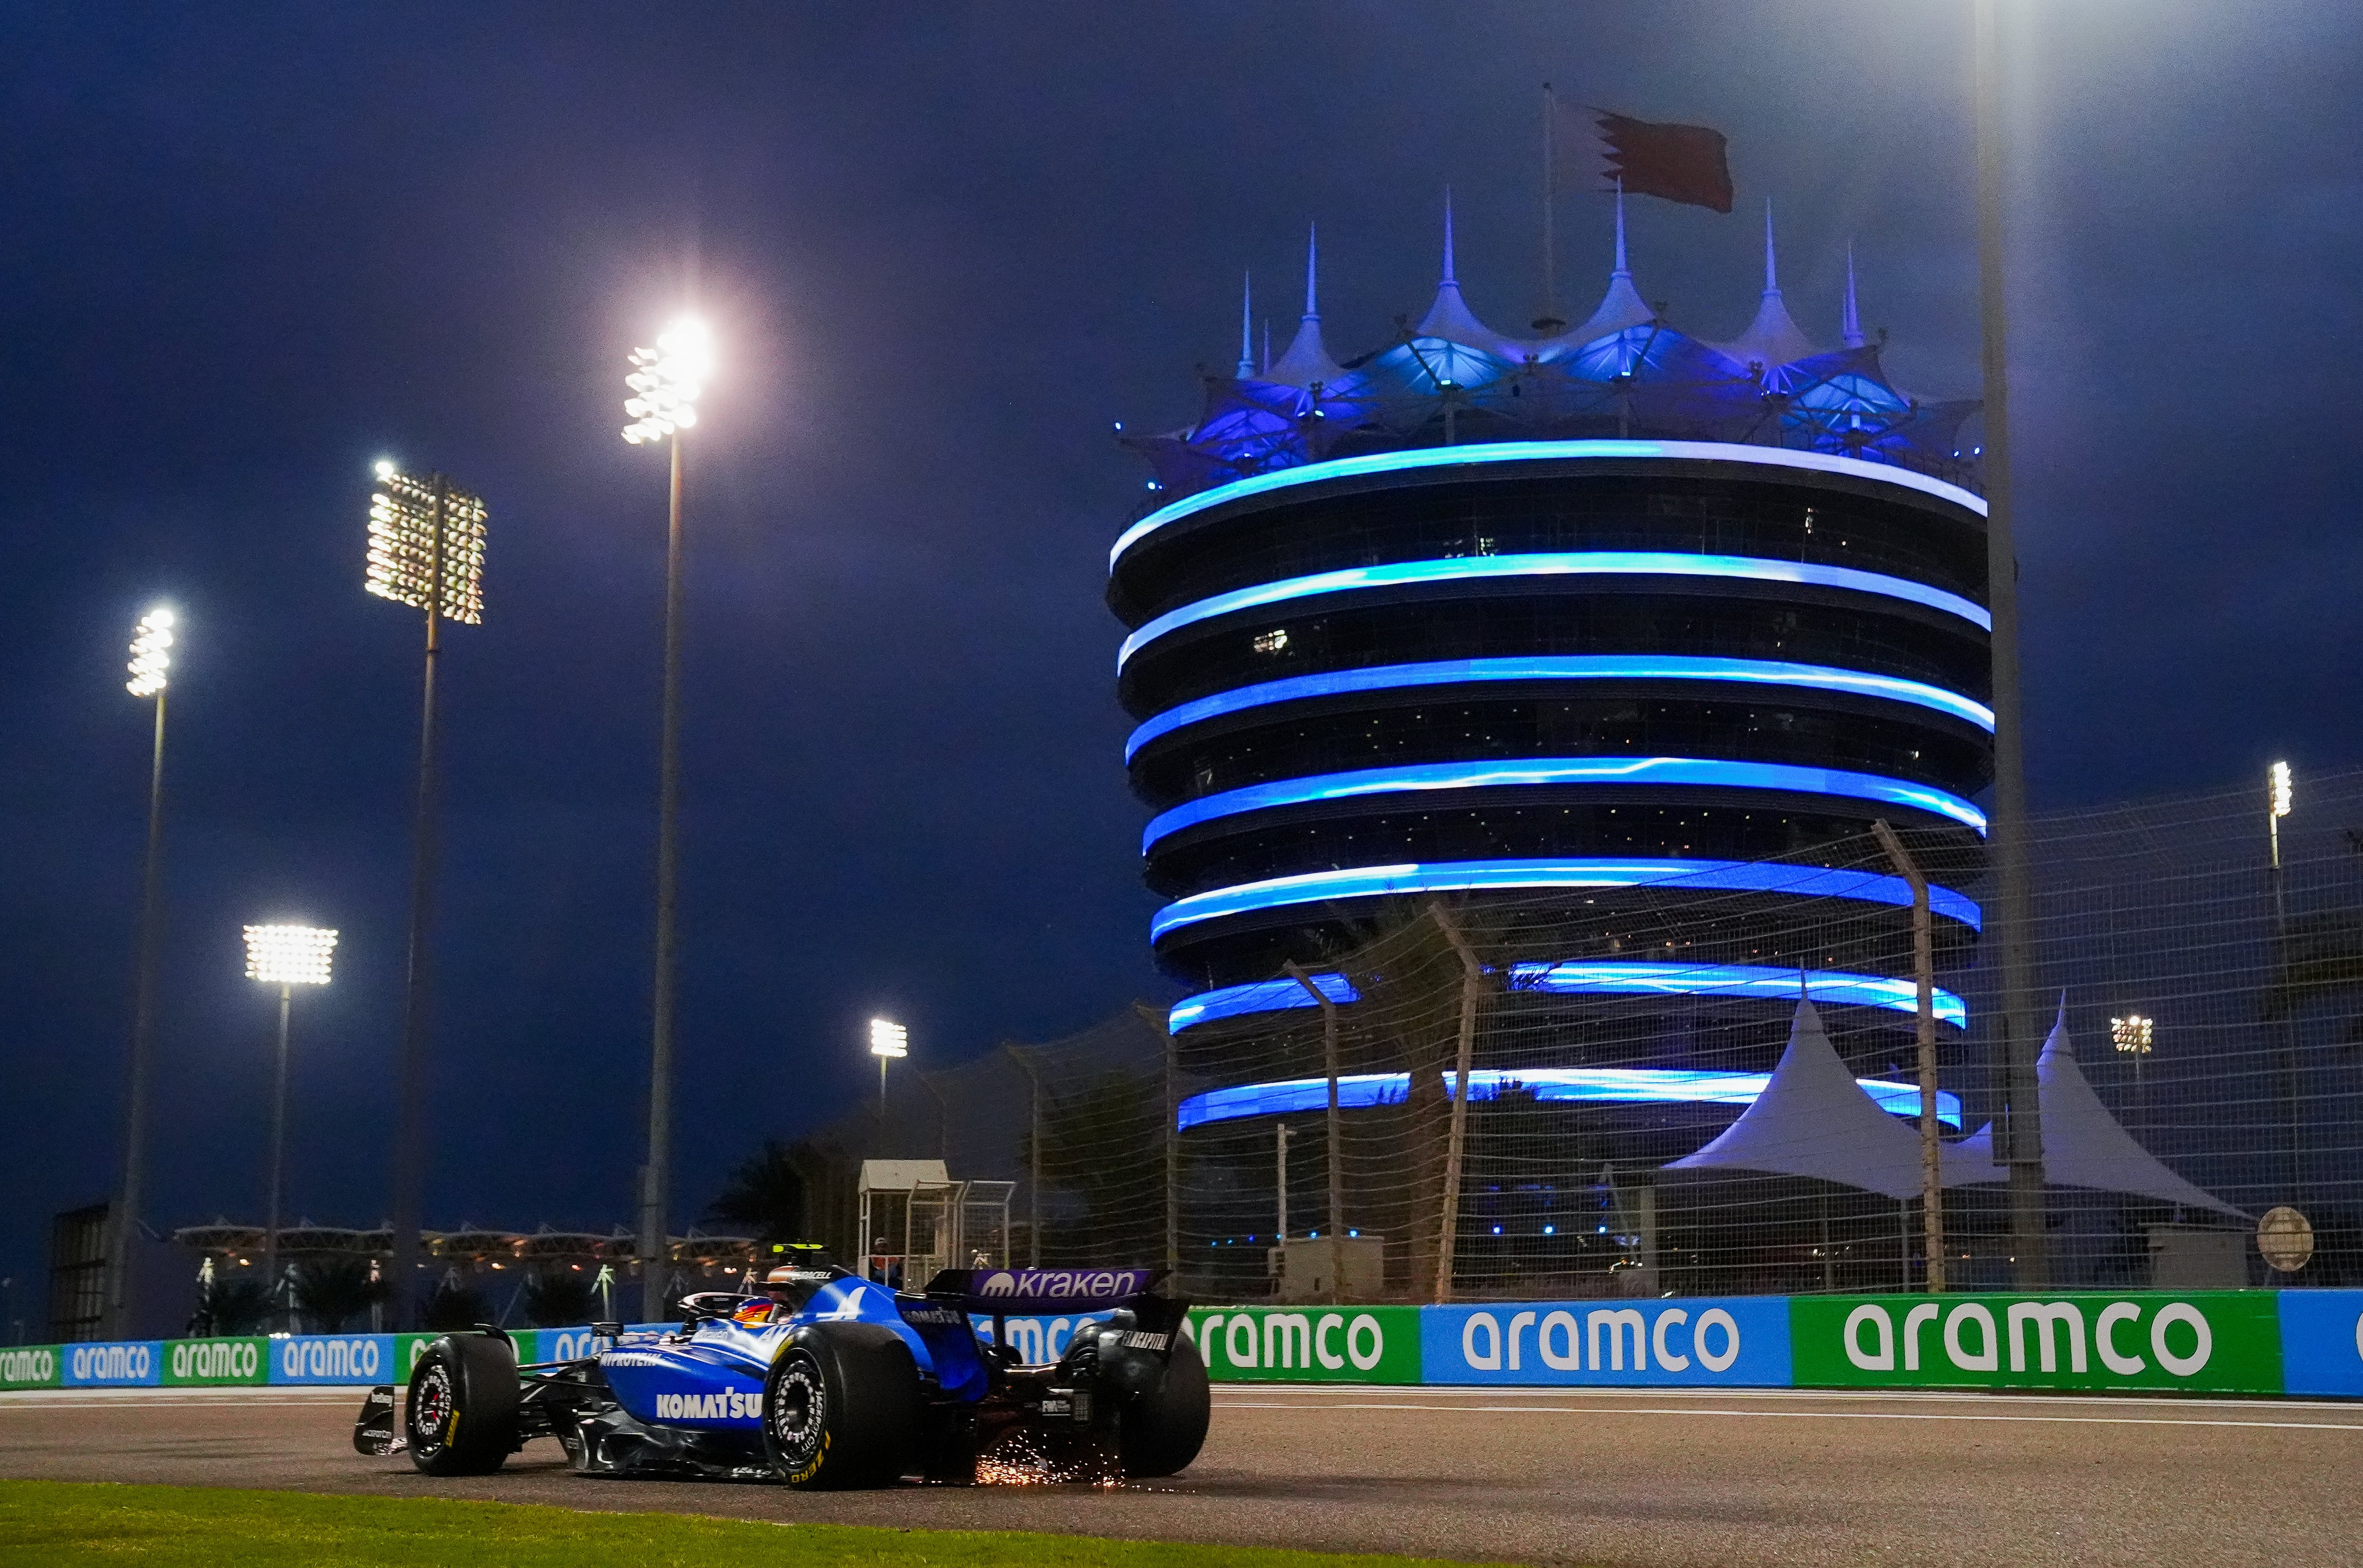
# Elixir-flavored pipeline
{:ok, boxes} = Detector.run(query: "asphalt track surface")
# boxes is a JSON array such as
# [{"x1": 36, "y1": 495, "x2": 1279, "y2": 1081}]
[{"x1": 5, "y1": 1384, "x2": 2361, "y2": 1567}]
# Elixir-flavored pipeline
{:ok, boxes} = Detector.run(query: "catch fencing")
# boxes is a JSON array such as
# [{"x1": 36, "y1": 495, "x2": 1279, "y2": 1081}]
[{"x1": 804, "y1": 767, "x2": 2363, "y2": 1304}]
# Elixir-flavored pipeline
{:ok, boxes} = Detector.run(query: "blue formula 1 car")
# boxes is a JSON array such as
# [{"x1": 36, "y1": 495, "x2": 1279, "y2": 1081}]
[{"x1": 352, "y1": 1258, "x2": 1207, "y2": 1489}]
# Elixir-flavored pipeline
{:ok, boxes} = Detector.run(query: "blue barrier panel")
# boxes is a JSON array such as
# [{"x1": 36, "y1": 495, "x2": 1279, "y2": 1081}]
[
  {"x1": 2278, "y1": 1290, "x2": 2363, "y2": 1396},
  {"x1": 60, "y1": 1340, "x2": 162, "y2": 1387},
  {"x1": 270, "y1": 1333, "x2": 395, "y2": 1385},
  {"x1": 970, "y1": 1310, "x2": 1114, "y2": 1362},
  {"x1": 1423, "y1": 1297, "x2": 1792, "y2": 1387}
]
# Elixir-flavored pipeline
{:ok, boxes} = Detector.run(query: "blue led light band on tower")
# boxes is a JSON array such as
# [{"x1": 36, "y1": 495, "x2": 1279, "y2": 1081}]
[
  {"x1": 1117, "y1": 551, "x2": 1991, "y2": 671},
  {"x1": 1172, "y1": 1067, "x2": 1962, "y2": 1132},
  {"x1": 1149, "y1": 858, "x2": 1981, "y2": 943},
  {"x1": 1166, "y1": 960, "x2": 1965, "y2": 1032},
  {"x1": 1109, "y1": 439, "x2": 1990, "y2": 570},
  {"x1": 1124, "y1": 655, "x2": 1994, "y2": 763},
  {"x1": 1142, "y1": 756, "x2": 1987, "y2": 853}
]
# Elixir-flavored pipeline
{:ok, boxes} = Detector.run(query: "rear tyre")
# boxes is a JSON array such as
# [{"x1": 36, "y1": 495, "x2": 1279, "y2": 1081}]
[
  {"x1": 406, "y1": 1334, "x2": 520, "y2": 1476},
  {"x1": 761, "y1": 1323, "x2": 923, "y2": 1489},
  {"x1": 1119, "y1": 1335, "x2": 1209, "y2": 1478}
]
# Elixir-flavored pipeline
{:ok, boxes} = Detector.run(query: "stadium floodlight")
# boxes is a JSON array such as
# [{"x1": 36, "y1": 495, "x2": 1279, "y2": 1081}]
[
  {"x1": 2269, "y1": 760, "x2": 2294, "y2": 871},
  {"x1": 366, "y1": 459, "x2": 488, "y2": 1332},
  {"x1": 125, "y1": 607, "x2": 174, "y2": 698},
  {"x1": 870, "y1": 1018, "x2": 909, "y2": 1114},
  {"x1": 624, "y1": 314, "x2": 715, "y2": 1322},
  {"x1": 621, "y1": 316, "x2": 712, "y2": 445},
  {"x1": 2110, "y1": 1014, "x2": 2153, "y2": 1055},
  {"x1": 244, "y1": 923, "x2": 337, "y2": 988},
  {"x1": 366, "y1": 466, "x2": 487, "y2": 625},
  {"x1": 106, "y1": 603, "x2": 179, "y2": 1335},
  {"x1": 243, "y1": 922, "x2": 337, "y2": 1320}
]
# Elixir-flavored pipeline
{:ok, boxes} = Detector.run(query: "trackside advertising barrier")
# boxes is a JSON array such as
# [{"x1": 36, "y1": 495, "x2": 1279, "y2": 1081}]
[
  {"x1": 164, "y1": 1336, "x2": 266, "y2": 1386},
  {"x1": 0, "y1": 1345, "x2": 62, "y2": 1390},
  {"x1": 4, "y1": 1291, "x2": 2360, "y2": 1398},
  {"x1": 2275, "y1": 1290, "x2": 2363, "y2": 1396},
  {"x1": 1185, "y1": 1306, "x2": 1423, "y2": 1382},
  {"x1": 1792, "y1": 1292, "x2": 2279, "y2": 1395},
  {"x1": 1425, "y1": 1297, "x2": 1790, "y2": 1387}
]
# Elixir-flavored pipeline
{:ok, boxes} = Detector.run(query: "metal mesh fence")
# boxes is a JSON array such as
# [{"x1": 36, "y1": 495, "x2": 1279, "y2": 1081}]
[{"x1": 794, "y1": 767, "x2": 2363, "y2": 1302}]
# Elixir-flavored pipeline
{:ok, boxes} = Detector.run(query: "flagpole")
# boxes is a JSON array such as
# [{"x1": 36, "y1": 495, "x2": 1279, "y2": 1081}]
[
  {"x1": 1974, "y1": 0, "x2": 2046, "y2": 1288},
  {"x1": 1535, "y1": 83, "x2": 1564, "y2": 332}
]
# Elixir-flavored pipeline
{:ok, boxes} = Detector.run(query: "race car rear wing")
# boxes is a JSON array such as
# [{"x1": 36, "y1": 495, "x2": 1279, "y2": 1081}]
[
  {"x1": 921, "y1": 1266, "x2": 1164, "y2": 1313},
  {"x1": 918, "y1": 1266, "x2": 1188, "y2": 1358}
]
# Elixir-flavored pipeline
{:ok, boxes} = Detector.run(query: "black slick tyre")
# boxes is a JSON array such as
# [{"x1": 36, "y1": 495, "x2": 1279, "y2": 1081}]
[
  {"x1": 1119, "y1": 1335, "x2": 1209, "y2": 1478},
  {"x1": 761, "y1": 1323, "x2": 923, "y2": 1489},
  {"x1": 406, "y1": 1333, "x2": 521, "y2": 1476}
]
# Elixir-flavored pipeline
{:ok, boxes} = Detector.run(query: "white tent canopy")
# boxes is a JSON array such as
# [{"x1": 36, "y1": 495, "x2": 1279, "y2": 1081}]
[
  {"x1": 1666, "y1": 999, "x2": 2002, "y2": 1199},
  {"x1": 1956, "y1": 1003, "x2": 2247, "y2": 1219}
]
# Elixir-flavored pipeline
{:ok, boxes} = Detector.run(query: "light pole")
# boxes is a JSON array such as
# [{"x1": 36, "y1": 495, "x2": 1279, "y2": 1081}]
[
  {"x1": 623, "y1": 316, "x2": 711, "y2": 1324},
  {"x1": 242, "y1": 923, "x2": 337, "y2": 1328},
  {"x1": 105, "y1": 606, "x2": 175, "y2": 1336},
  {"x1": 367, "y1": 460, "x2": 488, "y2": 1330},
  {"x1": 2269, "y1": 760, "x2": 2294, "y2": 871},
  {"x1": 2268, "y1": 760, "x2": 2298, "y2": 1202},
  {"x1": 2111, "y1": 1013, "x2": 2154, "y2": 1129},
  {"x1": 870, "y1": 1018, "x2": 909, "y2": 1118},
  {"x1": 1975, "y1": 0, "x2": 2047, "y2": 1288}
]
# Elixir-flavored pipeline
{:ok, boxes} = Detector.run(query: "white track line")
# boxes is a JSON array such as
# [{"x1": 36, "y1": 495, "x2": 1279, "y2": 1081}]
[
  {"x1": 1213, "y1": 1399, "x2": 2363, "y2": 1431},
  {"x1": 1214, "y1": 1384, "x2": 2363, "y2": 1413}
]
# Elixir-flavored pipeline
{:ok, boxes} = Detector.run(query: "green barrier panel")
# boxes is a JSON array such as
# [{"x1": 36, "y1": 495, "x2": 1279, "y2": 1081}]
[
  {"x1": 391, "y1": 1328, "x2": 543, "y2": 1383},
  {"x1": 161, "y1": 1336, "x2": 266, "y2": 1386},
  {"x1": 1791, "y1": 1292, "x2": 2282, "y2": 1395},
  {"x1": 0, "y1": 1345, "x2": 62, "y2": 1390},
  {"x1": 1187, "y1": 1305, "x2": 1422, "y2": 1383}
]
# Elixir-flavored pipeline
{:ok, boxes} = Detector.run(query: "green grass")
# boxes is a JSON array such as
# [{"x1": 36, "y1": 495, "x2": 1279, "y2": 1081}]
[{"x1": 0, "y1": 1481, "x2": 1505, "y2": 1567}]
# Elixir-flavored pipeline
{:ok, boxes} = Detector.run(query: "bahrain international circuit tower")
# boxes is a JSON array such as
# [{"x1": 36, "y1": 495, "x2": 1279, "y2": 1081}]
[{"x1": 1108, "y1": 200, "x2": 1992, "y2": 1154}]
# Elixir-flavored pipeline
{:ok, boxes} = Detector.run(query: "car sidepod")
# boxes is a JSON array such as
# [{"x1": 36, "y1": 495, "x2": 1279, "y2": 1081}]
[{"x1": 598, "y1": 1324, "x2": 776, "y2": 1431}]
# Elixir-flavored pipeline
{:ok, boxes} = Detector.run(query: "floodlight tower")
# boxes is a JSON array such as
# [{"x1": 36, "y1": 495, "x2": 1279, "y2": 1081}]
[
  {"x1": 2267, "y1": 759, "x2": 2297, "y2": 1198},
  {"x1": 366, "y1": 460, "x2": 488, "y2": 1329},
  {"x1": 2269, "y1": 761, "x2": 2293, "y2": 870},
  {"x1": 243, "y1": 923, "x2": 337, "y2": 1313},
  {"x1": 870, "y1": 1017, "x2": 910, "y2": 1114},
  {"x1": 105, "y1": 606, "x2": 175, "y2": 1336},
  {"x1": 623, "y1": 315, "x2": 712, "y2": 1323}
]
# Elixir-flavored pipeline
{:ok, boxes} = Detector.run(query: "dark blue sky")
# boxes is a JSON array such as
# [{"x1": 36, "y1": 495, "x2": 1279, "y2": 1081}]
[{"x1": 3, "y1": 2, "x2": 2357, "y2": 1311}]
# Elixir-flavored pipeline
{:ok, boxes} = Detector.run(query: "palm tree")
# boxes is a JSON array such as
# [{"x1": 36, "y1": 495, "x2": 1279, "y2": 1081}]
[
  {"x1": 522, "y1": 1270, "x2": 600, "y2": 1327},
  {"x1": 703, "y1": 1138, "x2": 808, "y2": 1242},
  {"x1": 291, "y1": 1256, "x2": 388, "y2": 1332},
  {"x1": 190, "y1": 1275, "x2": 273, "y2": 1336}
]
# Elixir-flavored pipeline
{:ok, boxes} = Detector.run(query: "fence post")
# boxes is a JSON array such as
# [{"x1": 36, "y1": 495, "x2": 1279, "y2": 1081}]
[
  {"x1": 1284, "y1": 961, "x2": 1345, "y2": 1305},
  {"x1": 1872, "y1": 818, "x2": 1946, "y2": 1292},
  {"x1": 1430, "y1": 904, "x2": 1484, "y2": 1305},
  {"x1": 1004, "y1": 1044, "x2": 1042, "y2": 1268}
]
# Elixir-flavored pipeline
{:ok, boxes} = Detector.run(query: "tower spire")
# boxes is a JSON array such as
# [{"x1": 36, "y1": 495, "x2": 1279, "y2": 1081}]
[
  {"x1": 1441, "y1": 187, "x2": 1457, "y2": 284},
  {"x1": 1267, "y1": 221, "x2": 1346, "y2": 388},
  {"x1": 1613, "y1": 181, "x2": 1629, "y2": 278},
  {"x1": 1302, "y1": 222, "x2": 1319, "y2": 320},
  {"x1": 1237, "y1": 270, "x2": 1255, "y2": 379},
  {"x1": 1842, "y1": 242, "x2": 1865, "y2": 348},
  {"x1": 1705, "y1": 195, "x2": 1815, "y2": 372}
]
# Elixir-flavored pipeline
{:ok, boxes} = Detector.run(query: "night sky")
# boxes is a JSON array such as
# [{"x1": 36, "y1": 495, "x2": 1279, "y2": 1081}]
[{"x1": 4, "y1": 2, "x2": 2357, "y2": 1316}]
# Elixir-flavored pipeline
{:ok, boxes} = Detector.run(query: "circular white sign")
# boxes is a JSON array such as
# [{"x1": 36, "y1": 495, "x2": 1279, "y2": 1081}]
[{"x1": 2258, "y1": 1206, "x2": 2314, "y2": 1272}]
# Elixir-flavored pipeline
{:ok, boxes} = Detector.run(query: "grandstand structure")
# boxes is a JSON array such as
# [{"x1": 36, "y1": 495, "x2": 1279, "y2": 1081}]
[{"x1": 1109, "y1": 201, "x2": 1994, "y2": 1287}]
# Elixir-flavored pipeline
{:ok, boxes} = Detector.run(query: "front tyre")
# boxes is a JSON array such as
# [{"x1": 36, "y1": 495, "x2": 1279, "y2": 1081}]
[
  {"x1": 406, "y1": 1334, "x2": 521, "y2": 1476},
  {"x1": 762, "y1": 1323, "x2": 923, "y2": 1489},
  {"x1": 1120, "y1": 1335, "x2": 1209, "y2": 1478}
]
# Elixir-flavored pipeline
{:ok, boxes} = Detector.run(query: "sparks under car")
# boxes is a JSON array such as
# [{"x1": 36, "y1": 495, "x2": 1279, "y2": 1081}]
[{"x1": 353, "y1": 1258, "x2": 1208, "y2": 1488}]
